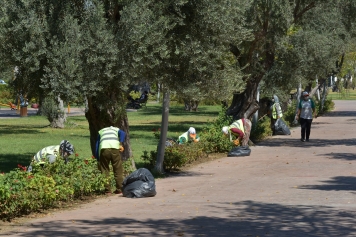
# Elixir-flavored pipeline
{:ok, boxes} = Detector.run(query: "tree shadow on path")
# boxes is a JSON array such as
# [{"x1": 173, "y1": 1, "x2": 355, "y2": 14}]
[{"x1": 7, "y1": 201, "x2": 356, "y2": 237}]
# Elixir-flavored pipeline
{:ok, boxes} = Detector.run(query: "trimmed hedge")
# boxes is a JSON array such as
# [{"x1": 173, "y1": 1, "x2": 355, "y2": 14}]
[{"x1": 0, "y1": 155, "x2": 133, "y2": 221}]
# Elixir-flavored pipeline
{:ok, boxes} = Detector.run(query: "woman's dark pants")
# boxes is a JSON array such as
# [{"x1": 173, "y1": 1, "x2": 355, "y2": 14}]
[{"x1": 300, "y1": 118, "x2": 313, "y2": 140}]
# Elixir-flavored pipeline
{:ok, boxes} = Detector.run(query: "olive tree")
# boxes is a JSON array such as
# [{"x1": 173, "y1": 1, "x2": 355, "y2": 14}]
[
  {"x1": 227, "y1": 0, "x2": 356, "y2": 119},
  {"x1": 118, "y1": 0, "x2": 252, "y2": 172},
  {"x1": 0, "y1": 0, "x2": 133, "y2": 158}
]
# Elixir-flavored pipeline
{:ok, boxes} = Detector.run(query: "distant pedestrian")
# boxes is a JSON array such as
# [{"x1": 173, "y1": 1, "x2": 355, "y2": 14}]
[
  {"x1": 95, "y1": 126, "x2": 126, "y2": 194},
  {"x1": 222, "y1": 118, "x2": 252, "y2": 146},
  {"x1": 268, "y1": 94, "x2": 283, "y2": 135},
  {"x1": 295, "y1": 91, "x2": 316, "y2": 142}
]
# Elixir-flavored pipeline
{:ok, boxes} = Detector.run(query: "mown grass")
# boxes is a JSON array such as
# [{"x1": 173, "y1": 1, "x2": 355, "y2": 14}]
[
  {"x1": 0, "y1": 102, "x2": 220, "y2": 173},
  {"x1": 327, "y1": 88, "x2": 356, "y2": 100}
]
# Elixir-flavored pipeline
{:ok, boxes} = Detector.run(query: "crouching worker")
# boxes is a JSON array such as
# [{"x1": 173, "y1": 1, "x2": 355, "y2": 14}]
[
  {"x1": 178, "y1": 127, "x2": 200, "y2": 144},
  {"x1": 28, "y1": 140, "x2": 75, "y2": 172},
  {"x1": 222, "y1": 118, "x2": 252, "y2": 147},
  {"x1": 95, "y1": 126, "x2": 126, "y2": 195}
]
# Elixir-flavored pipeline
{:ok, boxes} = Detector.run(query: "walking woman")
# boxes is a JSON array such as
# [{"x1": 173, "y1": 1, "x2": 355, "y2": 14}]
[{"x1": 295, "y1": 91, "x2": 316, "y2": 142}]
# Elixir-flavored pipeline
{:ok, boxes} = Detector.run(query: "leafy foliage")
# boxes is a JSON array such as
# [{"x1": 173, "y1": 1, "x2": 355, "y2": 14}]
[
  {"x1": 0, "y1": 154, "x2": 134, "y2": 221},
  {"x1": 250, "y1": 116, "x2": 272, "y2": 142},
  {"x1": 141, "y1": 142, "x2": 206, "y2": 172},
  {"x1": 0, "y1": 85, "x2": 12, "y2": 104}
]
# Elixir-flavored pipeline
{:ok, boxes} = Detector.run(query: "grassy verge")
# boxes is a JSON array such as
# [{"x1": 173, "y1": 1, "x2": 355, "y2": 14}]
[
  {"x1": 327, "y1": 88, "x2": 356, "y2": 100},
  {"x1": 0, "y1": 103, "x2": 220, "y2": 173}
]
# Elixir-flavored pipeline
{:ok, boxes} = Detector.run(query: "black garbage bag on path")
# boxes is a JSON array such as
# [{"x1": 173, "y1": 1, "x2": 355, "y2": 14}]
[
  {"x1": 228, "y1": 146, "x2": 251, "y2": 157},
  {"x1": 122, "y1": 168, "x2": 157, "y2": 198},
  {"x1": 274, "y1": 118, "x2": 291, "y2": 135}
]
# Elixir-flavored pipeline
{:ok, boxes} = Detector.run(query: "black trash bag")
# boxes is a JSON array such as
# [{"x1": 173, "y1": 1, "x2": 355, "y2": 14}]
[
  {"x1": 227, "y1": 146, "x2": 251, "y2": 157},
  {"x1": 122, "y1": 168, "x2": 157, "y2": 198},
  {"x1": 274, "y1": 118, "x2": 291, "y2": 135}
]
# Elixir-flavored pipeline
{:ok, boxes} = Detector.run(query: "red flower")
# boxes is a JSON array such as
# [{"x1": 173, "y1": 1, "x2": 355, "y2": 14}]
[
  {"x1": 84, "y1": 160, "x2": 88, "y2": 164},
  {"x1": 75, "y1": 153, "x2": 79, "y2": 157},
  {"x1": 91, "y1": 155, "x2": 95, "y2": 159},
  {"x1": 17, "y1": 164, "x2": 26, "y2": 171}
]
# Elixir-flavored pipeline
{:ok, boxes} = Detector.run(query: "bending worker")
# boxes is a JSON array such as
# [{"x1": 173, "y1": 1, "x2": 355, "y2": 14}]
[
  {"x1": 178, "y1": 127, "x2": 200, "y2": 144},
  {"x1": 29, "y1": 140, "x2": 75, "y2": 171},
  {"x1": 95, "y1": 126, "x2": 126, "y2": 194},
  {"x1": 222, "y1": 118, "x2": 252, "y2": 147}
]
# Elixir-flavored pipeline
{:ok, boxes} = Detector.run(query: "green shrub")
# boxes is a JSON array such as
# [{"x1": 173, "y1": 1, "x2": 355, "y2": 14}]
[
  {"x1": 129, "y1": 90, "x2": 140, "y2": 100},
  {"x1": 199, "y1": 107, "x2": 234, "y2": 153},
  {"x1": 282, "y1": 101, "x2": 298, "y2": 127},
  {"x1": 0, "y1": 85, "x2": 13, "y2": 104},
  {"x1": 0, "y1": 153, "x2": 134, "y2": 221},
  {"x1": 250, "y1": 116, "x2": 271, "y2": 142},
  {"x1": 317, "y1": 97, "x2": 334, "y2": 115},
  {"x1": 141, "y1": 142, "x2": 206, "y2": 171}
]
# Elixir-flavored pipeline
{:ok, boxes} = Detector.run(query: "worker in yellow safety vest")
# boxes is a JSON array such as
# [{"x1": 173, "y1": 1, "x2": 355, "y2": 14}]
[
  {"x1": 28, "y1": 140, "x2": 75, "y2": 172},
  {"x1": 269, "y1": 94, "x2": 283, "y2": 135},
  {"x1": 178, "y1": 127, "x2": 200, "y2": 144},
  {"x1": 222, "y1": 118, "x2": 252, "y2": 147},
  {"x1": 95, "y1": 126, "x2": 126, "y2": 194}
]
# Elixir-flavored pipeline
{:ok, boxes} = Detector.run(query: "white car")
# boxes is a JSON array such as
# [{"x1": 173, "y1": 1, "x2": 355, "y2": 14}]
[{"x1": 0, "y1": 80, "x2": 6, "y2": 85}]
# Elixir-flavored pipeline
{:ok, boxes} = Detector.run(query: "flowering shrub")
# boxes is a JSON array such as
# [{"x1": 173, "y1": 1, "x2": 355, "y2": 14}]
[{"x1": 0, "y1": 154, "x2": 133, "y2": 221}]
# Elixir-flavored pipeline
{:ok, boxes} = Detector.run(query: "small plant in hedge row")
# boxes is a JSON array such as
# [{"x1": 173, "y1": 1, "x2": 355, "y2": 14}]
[
  {"x1": 250, "y1": 116, "x2": 272, "y2": 142},
  {"x1": 199, "y1": 107, "x2": 234, "y2": 153},
  {"x1": 141, "y1": 142, "x2": 207, "y2": 171}
]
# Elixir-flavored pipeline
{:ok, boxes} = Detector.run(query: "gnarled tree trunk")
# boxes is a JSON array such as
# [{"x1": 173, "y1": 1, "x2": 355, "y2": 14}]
[
  {"x1": 184, "y1": 100, "x2": 199, "y2": 112},
  {"x1": 226, "y1": 80, "x2": 260, "y2": 120}
]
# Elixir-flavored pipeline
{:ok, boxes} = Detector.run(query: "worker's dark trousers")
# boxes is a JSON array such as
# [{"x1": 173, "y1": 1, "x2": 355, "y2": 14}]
[
  {"x1": 99, "y1": 148, "x2": 123, "y2": 192},
  {"x1": 300, "y1": 118, "x2": 313, "y2": 140}
]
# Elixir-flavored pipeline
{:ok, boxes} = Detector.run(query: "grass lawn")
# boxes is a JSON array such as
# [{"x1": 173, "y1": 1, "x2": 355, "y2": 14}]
[
  {"x1": 327, "y1": 88, "x2": 356, "y2": 100},
  {"x1": 0, "y1": 102, "x2": 221, "y2": 173}
]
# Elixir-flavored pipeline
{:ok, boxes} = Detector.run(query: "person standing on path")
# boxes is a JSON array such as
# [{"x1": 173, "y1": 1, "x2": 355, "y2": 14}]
[
  {"x1": 295, "y1": 91, "x2": 316, "y2": 142},
  {"x1": 268, "y1": 94, "x2": 283, "y2": 135},
  {"x1": 95, "y1": 126, "x2": 126, "y2": 194},
  {"x1": 222, "y1": 118, "x2": 252, "y2": 146}
]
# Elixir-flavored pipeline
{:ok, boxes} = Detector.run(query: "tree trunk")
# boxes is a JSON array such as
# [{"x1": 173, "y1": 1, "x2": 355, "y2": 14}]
[
  {"x1": 184, "y1": 100, "x2": 199, "y2": 112},
  {"x1": 252, "y1": 84, "x2": 260, "y2": 128},
  {"x1": 50, "y1": 96, "x2": 67, "y2": 128},
  {"x1": 155, "y1": 89, "x2": 170, "y2": 174},
  {"x1": 85, "y1": 90, "x2": 132, "y2": 161},
  {"x1": 226, "y1": 80, "x2": 260, "y2": 120},
  {"x1": 156, "y1": 83, "x2": 161, "y2": 103}
]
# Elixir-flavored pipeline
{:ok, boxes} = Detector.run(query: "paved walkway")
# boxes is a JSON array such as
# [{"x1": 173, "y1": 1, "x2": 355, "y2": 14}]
[{"x1": 1, "y1": 100, "x2": 356, "y2": 237}]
